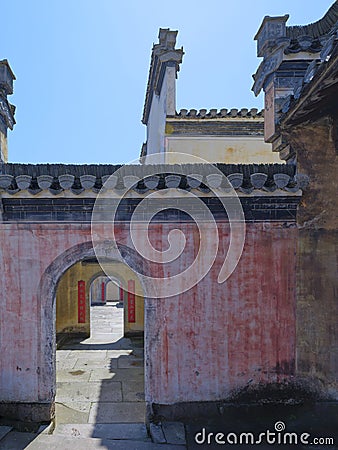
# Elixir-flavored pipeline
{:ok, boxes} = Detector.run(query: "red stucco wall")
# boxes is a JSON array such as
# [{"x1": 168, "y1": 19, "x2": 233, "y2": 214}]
[
  {"x1": 0, "y1": 220, "x2": 297, "y2": 413},
  {"x1": 144, "y1": 222, "x2": 297, "y2": 404}
]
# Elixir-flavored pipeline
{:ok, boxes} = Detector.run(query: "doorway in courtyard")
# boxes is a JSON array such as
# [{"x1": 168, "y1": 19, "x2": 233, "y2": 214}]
[
  {"x1": 90, "y1": 274, "x2": 124, "y2": 305},
  {"x1": 55, "y1": 258, "x2": 146, "y2": 425}
]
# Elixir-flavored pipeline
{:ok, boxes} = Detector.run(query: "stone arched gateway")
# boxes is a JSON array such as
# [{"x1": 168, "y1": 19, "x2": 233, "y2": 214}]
[{"x1": 35, "y1": 239, "x2": 152, "y2": 423}]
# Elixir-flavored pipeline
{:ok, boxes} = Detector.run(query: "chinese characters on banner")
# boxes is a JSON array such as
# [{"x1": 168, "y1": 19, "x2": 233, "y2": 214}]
[
  {"x1": 78, "y1": 280, "x2": 86, "y2": 323},
  {"x1": 128, "y1": 279, "x2": 136, "y2": 323},
  {"x1": 101, "y1": 282, "x2": 105, "y2": 302}
]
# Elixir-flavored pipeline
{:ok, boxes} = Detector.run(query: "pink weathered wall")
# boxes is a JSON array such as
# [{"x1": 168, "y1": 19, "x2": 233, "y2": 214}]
[
  {"x1": 0, "y1": 223, "x2": 93, "y2": 408},
  {"x1": 0, "y1": 220, "x2": 297, "y2": 420},
  {"x1": 144, "y1": 222, "x2": 297, "y2": 405}
]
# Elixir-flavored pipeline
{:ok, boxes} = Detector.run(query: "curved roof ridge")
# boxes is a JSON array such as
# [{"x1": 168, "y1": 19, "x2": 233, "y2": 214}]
[
  {"x1": 286, "y1": 1, "x2": 338, "y2": 40},
  {"x1": 173, "y1": 107, "x2": 264, "y2": 119},
  {"x1": 0, "y1": 163, "x2": 299, "y2": 194}
]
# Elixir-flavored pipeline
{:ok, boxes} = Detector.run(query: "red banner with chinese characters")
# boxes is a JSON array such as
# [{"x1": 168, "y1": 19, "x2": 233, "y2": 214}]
[
  {"x1": 101, "y1": 282, "x2": 105, "y2": 302},
  {"x1": 119, "y1": 286, "x2": 124, "y2": 302},
  {"x1": 128, "y1": 280, "x2": 135, "y2": 323},
  {"x1": 78, "y1": 280, "x2": 86, "y2": 323}
]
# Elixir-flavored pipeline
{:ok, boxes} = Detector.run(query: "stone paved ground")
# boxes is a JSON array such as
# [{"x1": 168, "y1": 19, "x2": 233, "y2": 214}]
[
  {"x1": 0, "y1": 303, "x2": 186, "y2": 449},
  {"x1": 1, "y1": 304, "x2": 336, "y2": 449},
  {"x1": 55, "y1": 303, "x2": 146, "y2": 426}
]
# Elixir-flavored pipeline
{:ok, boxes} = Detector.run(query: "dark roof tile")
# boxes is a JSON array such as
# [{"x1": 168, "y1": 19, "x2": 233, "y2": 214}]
[
  {"x1": 0, "y1": 163, "x2": 301, "y2": 194},
  {"x1": 175, "y1": 108, "x2": 264, "y2": 119}
]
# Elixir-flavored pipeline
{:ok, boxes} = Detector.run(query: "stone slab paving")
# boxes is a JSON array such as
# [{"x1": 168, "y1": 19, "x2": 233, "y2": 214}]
[
  {"x1": 0, "y1": 431, "x2": 37, "y2": 450},
  {"x1": 0, "y1": 426, "x2": 12, "y2": 441},
  {"x1": 55, "y1": 402, "x2": 90, "y2": 424},
  {"x1": 56, "y1": 380, "x2": 123, "y2": 403},
  {"x1": 150, "y1": 423, "x2": 167, "y2": 444},
  {"x1": 25, "y1": 435, "x2": 186, "y2": 449},
  {"x1": 54, "y1": 423, "x2": 149, "y2": 440},
  {"x1": 0, "y1": 304, "x2": 187, "y2": 448},
  {"x1": 122, "y1": 380, "x2": 145, "y2": 402},
  {"x1": 88, "y1": 402, "x2": 146, "y2": 423},
  {"x1": 162, "y1": 422, "x2": 187, "y2": 445},
  {"x1": 55, "y1": 304, "x2": 146, "y2": 427}
]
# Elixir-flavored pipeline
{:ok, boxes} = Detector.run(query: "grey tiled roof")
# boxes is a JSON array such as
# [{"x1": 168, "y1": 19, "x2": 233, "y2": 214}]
[
  {"x1": 0, "y1": 163, "x2": 305, "y2": 195},
  {"x1": 279, "y1": 33, "x2": 338, "y2": 120},
  {"x1": 173, "y1": 108, "x2": 264, "y2": 119},
  {"x1": 286, "y1": 2, "x2": 338, "y2": 40},
  {"x1": 285, "y1": 1, "x2": 338, "y2": 54},
  {"x1": 0, "y1": 163, "x2": 122, "y2": 178}
]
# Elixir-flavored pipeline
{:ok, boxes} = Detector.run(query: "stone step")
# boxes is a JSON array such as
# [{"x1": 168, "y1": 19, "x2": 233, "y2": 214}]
[
  {"x1": 0, "y1": 425, "x2": 13, "y2": 441},
  {"x1": 0, "y1": 431, "x2": 37, "y2": 449},
  {"x1": 0, "y1": 423, "x2": 186, "y2": 449},
  {"x1": 150, "y1": 422, "x2": 186, "y2": 446},
  {"x1": 53, "y1": 422, "x2": 186, "y2": 445},
  {"x1": 25, "y1": 434, "x2": 186, "y2": 449}
]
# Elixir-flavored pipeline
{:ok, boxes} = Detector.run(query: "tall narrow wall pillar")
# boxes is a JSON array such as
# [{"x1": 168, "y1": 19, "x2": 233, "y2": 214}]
[{"x1": 0, "y1": 60, "x2": 16, "y2": 162}]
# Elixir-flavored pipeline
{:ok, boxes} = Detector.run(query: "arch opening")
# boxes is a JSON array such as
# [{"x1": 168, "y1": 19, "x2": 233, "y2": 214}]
[
  {"x1": 89, "y1": 274, "x2": 125, "y2": 305},
  {"x1": 55, "y1": 256, "x2": 145, "y2": 346},
  {"x1": 37, "y1": 240, "x2": 150, "y2": 423}
]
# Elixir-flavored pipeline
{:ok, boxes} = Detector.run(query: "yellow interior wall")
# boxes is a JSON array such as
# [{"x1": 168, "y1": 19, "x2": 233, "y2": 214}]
[{"x1": 56, "y1": 260, "x2": 144, "y2": 337}]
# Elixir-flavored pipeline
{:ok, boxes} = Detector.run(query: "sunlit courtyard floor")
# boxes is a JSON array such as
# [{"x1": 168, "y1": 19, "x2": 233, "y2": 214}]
[
  {"x1": 0, "y1": 304, "x2": 187, "y2": 448},
  {"x1": 55, "y1": 303, "x2": 145, "y2": 425}
]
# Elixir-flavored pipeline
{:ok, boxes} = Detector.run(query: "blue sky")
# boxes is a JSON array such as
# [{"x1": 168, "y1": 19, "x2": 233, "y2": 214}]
[{"x1": 2, "y1": 1, "x2": 334, "y2": 164}]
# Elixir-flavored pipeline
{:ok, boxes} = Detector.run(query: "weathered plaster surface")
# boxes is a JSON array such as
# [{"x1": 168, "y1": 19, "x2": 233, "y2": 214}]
[
  {"x1": 284, "y1": 116, "x2": 338, "y2": 397},
  {"x1": 146, "y1": 70, "x2": 170, "y2": 159},
  {"x1": 285, "y1": 117, "x2": 338, "y2": 230},
  {"x1": 0, "y1": 223, "x2": 93, "y2": 405},
  {"x1": 165, "y1": 136, "x2": 282, "y2": 164},
  {"x1": 0, "y1": 219, "x2": 297, "y2": 421},
  {"x1": 145, "y1": 222, "x2": 297, "y2": 404},
  {"x1": 296, "y1": 229, "x2": 338, "y2": 394}
]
